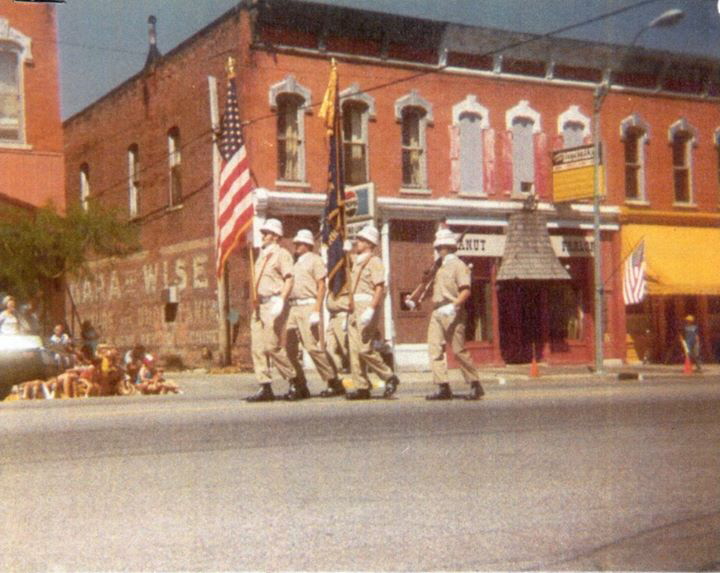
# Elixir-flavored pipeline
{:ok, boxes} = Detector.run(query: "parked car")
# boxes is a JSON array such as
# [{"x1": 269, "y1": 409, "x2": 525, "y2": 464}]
[{"x1": 0, "y1": 334, "x2": 60, "y2": 400}]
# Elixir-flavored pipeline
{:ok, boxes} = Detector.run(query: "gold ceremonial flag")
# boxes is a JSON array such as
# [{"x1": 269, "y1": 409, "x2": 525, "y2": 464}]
[{"x1": 319, "y1": 58, "x2": 338, "y2": 136}]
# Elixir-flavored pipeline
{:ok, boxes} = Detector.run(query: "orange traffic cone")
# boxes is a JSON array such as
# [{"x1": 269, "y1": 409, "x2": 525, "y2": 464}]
[
  {"x1": 683, "y1": 353, "x2": 693, "y2": 375},
  {"x1": 530, "y1": 344, "x2": 540, "y2": 378}
]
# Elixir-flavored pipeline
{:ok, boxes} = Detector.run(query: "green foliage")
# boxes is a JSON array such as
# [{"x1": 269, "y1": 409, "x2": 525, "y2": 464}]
[{"x1": 0, "y1": 203, "x2": 140, "y2": 300}]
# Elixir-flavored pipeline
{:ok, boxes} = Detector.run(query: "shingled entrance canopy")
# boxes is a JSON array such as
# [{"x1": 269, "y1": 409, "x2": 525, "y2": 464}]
[{"x1": 497, "y1": 209, "x2": 571, "y2": 281}]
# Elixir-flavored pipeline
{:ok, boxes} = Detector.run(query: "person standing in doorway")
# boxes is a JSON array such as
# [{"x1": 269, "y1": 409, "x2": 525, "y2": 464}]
[
  {"x1": 246, "y1": 218, "x2": 297, "y2": 402},
  {"x1": 682, "y1": 314, "x2": 702, "y2": 372},
  {"x1": 284, "y1": 229, "x2": 342, "y2": 400},
  {"x1": 423, "y1": 228, "x2": 484, "y2": 401},
  {"x1": 345, "y1": 225, "x2": 400, "y2": 400}
]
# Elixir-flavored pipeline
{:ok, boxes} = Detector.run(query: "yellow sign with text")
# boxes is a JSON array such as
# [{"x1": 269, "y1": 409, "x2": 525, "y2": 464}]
[{"x1": 552, "y1": 144, "x2": 604, "y2": 202}]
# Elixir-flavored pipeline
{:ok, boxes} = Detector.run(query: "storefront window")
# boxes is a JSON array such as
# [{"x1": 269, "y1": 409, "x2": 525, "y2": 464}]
[
  {"x1": 549, "y1": 283, "x2": 583, "y2": 341},
  {"x1": 466, "y1": 278, "x2": 493, "y2": 342}
]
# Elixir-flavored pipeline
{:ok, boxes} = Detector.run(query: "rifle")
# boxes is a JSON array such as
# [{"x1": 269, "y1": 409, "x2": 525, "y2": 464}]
[{"x1": 404, "y1": 227, "x2": 470, "y2": 311}]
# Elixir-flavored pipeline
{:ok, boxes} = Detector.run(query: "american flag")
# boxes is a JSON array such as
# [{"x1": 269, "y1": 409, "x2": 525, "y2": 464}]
[
  {"x1": 623, "y1": 239, "x2": 646, "y2": 305},
  {"x1": 319, "y1": 60, "x2": 348, "y2": 296},
  {"x1": 216, "y1": 75, "x2": 253, "y2": 278}
]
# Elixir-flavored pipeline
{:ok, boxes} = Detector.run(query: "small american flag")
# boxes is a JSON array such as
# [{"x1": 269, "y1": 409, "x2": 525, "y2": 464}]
[
  {"x1": 216, "y1": 75, "x2": 253, "y2": 278},
  {"x1": 623, "y1": 239, "x2": 646, "y2": 305}
]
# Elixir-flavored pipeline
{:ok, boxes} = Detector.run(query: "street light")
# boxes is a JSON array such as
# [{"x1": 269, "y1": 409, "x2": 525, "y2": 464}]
[{"x1": 592, "y1": 8, "x2": 685, "y2": 374}]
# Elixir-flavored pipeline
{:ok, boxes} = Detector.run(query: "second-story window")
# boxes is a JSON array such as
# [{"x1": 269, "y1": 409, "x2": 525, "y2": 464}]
[
  {"x1": 401, "y1": 107, "x2": 426, "y2": 188},
  {"x1": 342, "y1": 101, "x2": 369, "y2": 185},
  {"x1": 671, "y1": 130, "x2": 692, "y2": 204},
  {"x1": 277, "y1": 94, "x2": 303, "y2": 182},
  {"x1": 458, "y1": 112, "x2": 484, "y2": 195},
  {"x1": 167, "y1": 127, "x2": 182, "y2": 207},
  {"x1": 0, "y1": 49, "x2": 21, "y2": 143},
  {"x1": 512, "y1": 117, "x2": 535, "y2": 194},
  {"x1": 562, "y1": 121, "x2": 585, "y2": 149},
  {"x1": 624, "y1": 128, "x2": 645, "y2": 201},
  {"x1": 128, "y1": 144, "x2": 140, "y2": 218},
  {"x1": 80, "y1": 163, "x2": 90, "y2": 212}
]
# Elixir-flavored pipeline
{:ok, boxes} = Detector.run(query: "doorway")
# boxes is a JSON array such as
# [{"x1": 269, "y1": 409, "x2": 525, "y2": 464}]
[{"x1": 498, "y1": 282, "x2": 543, "y2": 363}]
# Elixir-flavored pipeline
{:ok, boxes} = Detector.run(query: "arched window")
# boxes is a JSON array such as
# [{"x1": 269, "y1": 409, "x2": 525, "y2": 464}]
[
  {"x1": 669, "y1": 119, "x2": 698, "y2": 205},
  {"x1": 79, "y1": 163, "x2": 90, "y2": 212},
  {"x1": 276, "y1": 93, "x2": 304, "y2": 182},
  {"x1": 269, "y1": 75, "x2": 311, "y2": 184},
  {"x1": 341, "y1": 84, "x2": 375, "y2": 186},
  {"x1": 0, "y1": 21, "x2": 32, "y2": 144},
  {"x1": 558, "y1": 106, "x2": 590, "y2": 149},
  {"x1": 0, "y1": 49, "x2": 21, "y2": 142},
  {"x1": 395, "y1": 90, "x2": 433, "y2": 192},
  {"x1": 342, "y1": 100, "x2": 369, "y2": 185},
  {"x1": 451, "y1": 95, "x2": 491, "y2": 196},
  {"x1": 620, "y1": 114, "x2": 650, "y2": 203},
  {"x1": 167, "y1": 127, "x2": 182, "y2": 207},
  {"x1": 128, "y1": 144, "x2": 140, "y2": 218},
  {"x1": 506, "y1": 100, "x2": 541, "y2": 196}
]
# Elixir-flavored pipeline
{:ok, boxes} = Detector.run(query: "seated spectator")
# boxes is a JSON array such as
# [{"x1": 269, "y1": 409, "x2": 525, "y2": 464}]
[
  {"x1": 80, "y1": 319, "x2": 100, "y2": 360},
  {"x1": 48, "y1": 323, "x2": 74, "y2": 370},
  {"x1": 138, "y1": 357, "x2": 182, "y2": 395},
  {"x1": 21, "y1": 378, "x2": 53, "y2": 400},
  {"x1": 124, "y1": 343, "x2": 150, "y2": 385}
]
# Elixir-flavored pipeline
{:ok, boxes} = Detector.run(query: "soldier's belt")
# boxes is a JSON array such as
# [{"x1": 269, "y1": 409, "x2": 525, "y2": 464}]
[
  {"x1": 258, "y1": 295, "x2": 280, "y2": 304},
  {"x1": 288, "y1": 297, "x2": 316, "y2": 307}
]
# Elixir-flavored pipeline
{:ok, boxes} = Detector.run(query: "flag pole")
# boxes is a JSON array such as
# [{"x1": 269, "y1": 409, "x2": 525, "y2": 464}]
[{"x1": 208, "y1": 73, "x2": 231, "y2": 366}]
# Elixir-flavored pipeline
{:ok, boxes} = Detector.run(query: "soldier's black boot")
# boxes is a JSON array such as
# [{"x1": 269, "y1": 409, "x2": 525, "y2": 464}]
[
  {"x1": 383, "y1": 375, "x2": 400, "y2": 398},
  {"x1": 320, "y1": 378, "x2": 345, "y2": 397},
  {"x1": 426, "y1": 383, "x2": 452, "y2": 401},
  {"x1": 345, "y1": 388, "x2": 371, "y2": 400},
  {"x1": 284, "y1": 377, "x2": 310, "y2": 401},
  {"x1": 246, "y1": 383, "x2": 275, "y2": 403},
  {"x1": 465, "y1": 381, "x2": 485, "y2": 401}
]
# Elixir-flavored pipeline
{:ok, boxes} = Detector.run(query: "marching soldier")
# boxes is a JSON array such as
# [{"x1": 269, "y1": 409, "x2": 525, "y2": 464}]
[
  {"x1": 424, "y1": 228, "x2": 484, "y2": 400},
  {"x1": 320, "y1": 239, "x2": 354, "y2": 397},
  {"x1": 346, "y1": 225, "x2": 400, "y2": 400},
  {"x1": 246, "y1": 218, "x2": 297, "y2": 402},
  {"x1": 284, "y1": 229, "x2": 342, "y2": 400}
]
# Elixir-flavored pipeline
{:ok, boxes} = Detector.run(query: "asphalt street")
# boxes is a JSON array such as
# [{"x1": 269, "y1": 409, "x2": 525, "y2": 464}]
[{"x1": 1, "y1": 373, "x2": 719, "y2": 571}]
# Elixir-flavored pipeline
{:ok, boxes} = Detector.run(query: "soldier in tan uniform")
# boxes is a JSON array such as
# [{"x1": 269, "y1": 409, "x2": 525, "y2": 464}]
[
  {"x1": 424, "y1": 228, "x2": 484, "y2": 400},
  {"x1": 320, "y1": 239, "x2": 354, "y2": 397},
  {"x1": 322, "y1": 289, "x2": 350, "y2": 396},
  {"x1": 284, "y1": 229, "x2": 342, "y2": 400},
  {"x1": 246, "y1": 218, "x2": 296, "y2": 402},
  {"x1": 346, "y1": 225, "x2": 400, "y2": 400}
]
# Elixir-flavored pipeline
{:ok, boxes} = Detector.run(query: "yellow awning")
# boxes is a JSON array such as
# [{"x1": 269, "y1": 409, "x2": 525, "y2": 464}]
[{"x1": 622, "y1": 224, "x2": 720, "y2": 295}]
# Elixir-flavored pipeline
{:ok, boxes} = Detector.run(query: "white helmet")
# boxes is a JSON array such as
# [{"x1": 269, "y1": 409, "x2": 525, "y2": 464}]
[
  {"x1": 260, "y1": 218, "x2": 283, "y2": 237},
  {"x1": 357, "y1": 224, "x2": 379, "y2": 246},
  {"x1": 292, "y1": 229, "x2": 315, "y2": 247},
  {"x1": 433, "y1": 228, "x2": 458, "y2": 249}
]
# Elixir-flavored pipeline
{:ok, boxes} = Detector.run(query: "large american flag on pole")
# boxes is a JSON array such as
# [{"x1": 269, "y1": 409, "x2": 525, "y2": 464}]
[
  {"x1": 623, "y1": 239, "x2": 646, "y2": 305},
  {"x1": 216, "y1": 74, "x2": 253, "y2": 278},
  {"x1": 319, "y1": 59, "x2": 348, "y2": 296}
]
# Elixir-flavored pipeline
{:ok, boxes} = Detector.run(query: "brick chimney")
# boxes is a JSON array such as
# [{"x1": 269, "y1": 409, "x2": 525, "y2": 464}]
[{"x1": 144, "y1": 15, "x2": 162, "y2": 70}]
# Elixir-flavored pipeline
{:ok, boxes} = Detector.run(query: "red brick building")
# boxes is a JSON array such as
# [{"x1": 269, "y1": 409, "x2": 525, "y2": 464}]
[
  {"x1": 63, "y1": 0, "x2": 720, "y2": 368},
  {"x1": 0, "y1": 1, "x2": 64, "y2": 210},
  {"x1": 0, "y1": 1, "x2": 65, "y2": 327}
]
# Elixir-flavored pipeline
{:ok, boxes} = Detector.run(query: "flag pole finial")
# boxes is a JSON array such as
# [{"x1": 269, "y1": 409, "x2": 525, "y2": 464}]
[{"x1": 226, "y1": 57, "x2": 236, "y2": 80}]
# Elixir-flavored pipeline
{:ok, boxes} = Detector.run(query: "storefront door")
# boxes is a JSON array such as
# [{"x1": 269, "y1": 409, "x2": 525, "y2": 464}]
[{"x1": 498, "y1": 282, "x2": 543, "y2": 363}]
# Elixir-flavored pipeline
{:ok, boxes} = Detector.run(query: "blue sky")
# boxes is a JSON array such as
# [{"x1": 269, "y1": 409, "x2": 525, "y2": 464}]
[{"x1": 56, "y1": 0, "x2": 720, "y2": 119}]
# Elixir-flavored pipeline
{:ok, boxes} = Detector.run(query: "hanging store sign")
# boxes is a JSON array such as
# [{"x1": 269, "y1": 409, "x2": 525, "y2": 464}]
[
  {"x1": 457, "y1": 233, "x2": 592, "y2": 258},
  {"x1": 552, "y1": 144, "x2": 604, "y2": 202}
]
